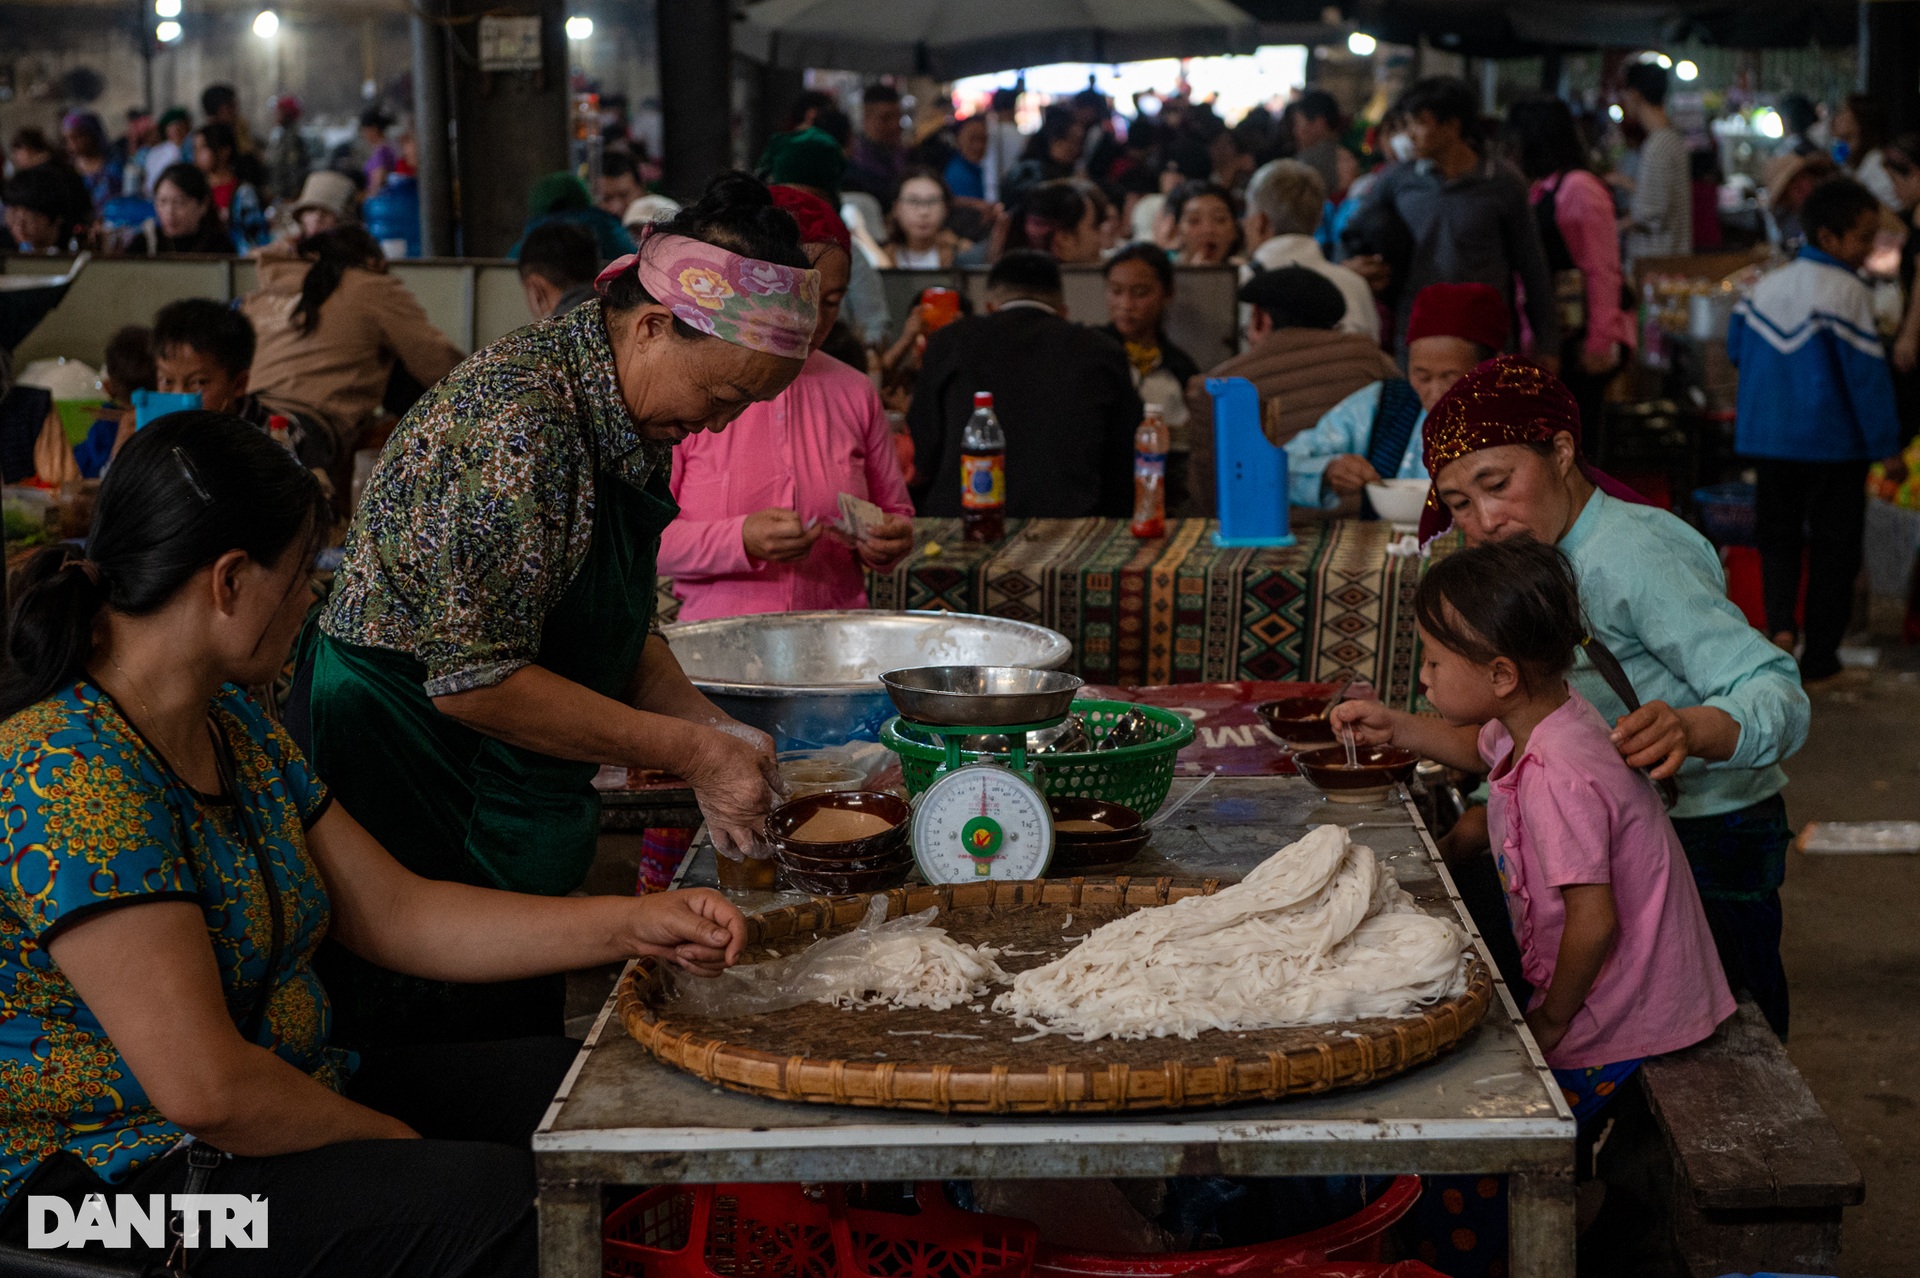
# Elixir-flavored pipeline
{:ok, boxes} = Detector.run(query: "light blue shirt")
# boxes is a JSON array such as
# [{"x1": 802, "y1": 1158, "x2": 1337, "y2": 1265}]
[
  {"x1": 1559, "y1": 488, "x2": 1809, "y2": 820},
  {"x1": 1283, "y1": 381, "x2": 1428, "y2": 509}
]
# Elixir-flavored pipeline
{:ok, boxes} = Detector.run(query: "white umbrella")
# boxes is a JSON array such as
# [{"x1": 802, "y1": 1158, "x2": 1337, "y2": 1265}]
[{"x1": 738, "y1": 0, "x2": 1261, "y2": 79}]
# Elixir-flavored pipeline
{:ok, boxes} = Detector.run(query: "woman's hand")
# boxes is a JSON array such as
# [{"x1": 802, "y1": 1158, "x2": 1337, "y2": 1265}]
[
  {"x1": 625, "y1": 888, "x2": 747, "y2": 975},
  {"x1": 682, "y1": 719, "x2": 780, "y2": 859},
  {"x1": 856, "y1": 514, "x2": 915, "y2": 569},
  {"x1": 1609, "y1": 699, "x2": 1690, "y2": 778},
  {"x1": 1328, "y1": 698, "x2": 1402, "y2": 748},
  {"x1": 742, "y1": 508, "x2": 823, "y2": 563},
  {"x1": 1323, "y1": 454, "x2": 1382, "y2": 496}
]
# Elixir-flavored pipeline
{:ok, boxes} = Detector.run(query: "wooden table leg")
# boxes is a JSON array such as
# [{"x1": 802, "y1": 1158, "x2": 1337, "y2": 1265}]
[
  {"x1": 538, "y1": 1178, "x2": 600, "y2": 1278},
  {"x1": 1508, "y1": 1168, "x2": 1576, "y2": 1278}
]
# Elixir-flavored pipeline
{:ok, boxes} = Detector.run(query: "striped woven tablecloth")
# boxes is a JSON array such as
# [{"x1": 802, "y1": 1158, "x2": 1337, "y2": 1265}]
[{"x1": 659, "y1": 518, "x2": 1442, "y2": 712}]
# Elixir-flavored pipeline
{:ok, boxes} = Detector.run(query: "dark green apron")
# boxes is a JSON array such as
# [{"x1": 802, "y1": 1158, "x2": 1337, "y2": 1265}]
[{"x1": 306, "y1": 469, "x2": 677, "y2": 1047}]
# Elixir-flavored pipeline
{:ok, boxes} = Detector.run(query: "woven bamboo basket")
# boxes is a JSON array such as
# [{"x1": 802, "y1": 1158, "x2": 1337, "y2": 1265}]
[{"x1": 617, "y1": 878, "x2": 1493, "y2": 1115}]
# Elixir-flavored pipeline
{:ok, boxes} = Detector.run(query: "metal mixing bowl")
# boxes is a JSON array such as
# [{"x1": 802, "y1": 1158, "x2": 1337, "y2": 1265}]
[
  {"x1": 662, "y1": 611, "x2": 1072, "y2": 750},
  {"x1": 881, "y1": 666, "x2": 1085, "y2": 727}
]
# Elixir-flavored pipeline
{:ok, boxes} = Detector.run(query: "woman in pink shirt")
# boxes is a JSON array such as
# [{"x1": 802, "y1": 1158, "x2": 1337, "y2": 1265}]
[
  {"x1": 1506, "y1": 99, "x2": 1637, "y2": 445},
  {"x1": 661, "y1": 187, "x2": 914, "y2": 620},
  {"x1": 1336, "y1": 538, "x2": 1732, "y2": 1125}
]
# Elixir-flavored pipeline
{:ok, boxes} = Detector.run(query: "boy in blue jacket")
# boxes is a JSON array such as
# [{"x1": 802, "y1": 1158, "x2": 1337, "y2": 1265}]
[{"x1": 1729, "y1": 176, "x2": 1905, "y2": 685}]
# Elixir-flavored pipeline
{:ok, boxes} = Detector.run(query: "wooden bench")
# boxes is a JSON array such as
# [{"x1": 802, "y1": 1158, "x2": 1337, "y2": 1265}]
[{"x1": 1638, "y1": 1000, "x2": 1865, "y2": 1277}]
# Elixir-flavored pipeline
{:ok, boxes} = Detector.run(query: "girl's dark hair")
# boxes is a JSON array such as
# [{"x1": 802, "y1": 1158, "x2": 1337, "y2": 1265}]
[
  {"x1": 1004, "y1": 179, "x2": 1088, "y2": 254},
  {"x1": 1104, "y1": 241, "x2": 1175, "y2": 292},
  {"x1": 602, "y1": 171, "x2": 808, "y2": 336},
  {"x1": 291, "y1": 225, "x2": 386, "y2": 336},
  {"x1": 1413, "y1": 537, "x2": 1586, "y2": 694},
  {"x1": 155, "y1": 160, "x2": 212, "y2": 204},
  {"x1": 0, "y1": 412, "x2": 329, "y2": 720},
  {"x1": 193, "y1": 121, "x2": 237, "y2": 166},
  {"x1": 1503, "y1": 97, "x2": 1590, "y2": 181}
]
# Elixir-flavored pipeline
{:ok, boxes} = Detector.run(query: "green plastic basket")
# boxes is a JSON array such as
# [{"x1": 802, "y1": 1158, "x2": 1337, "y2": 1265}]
[{"x1": 880, "y1": 700, "x2": 1196, "y2": 818}]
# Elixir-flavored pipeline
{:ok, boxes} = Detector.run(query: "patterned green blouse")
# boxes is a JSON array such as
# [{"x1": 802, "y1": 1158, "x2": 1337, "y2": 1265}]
[
  {"x1": 0, "y1": 683, "x2": 345, "y2": 1205},
  {"x1": 322, "y1": 300, "x2": 673, "y2": 696}
]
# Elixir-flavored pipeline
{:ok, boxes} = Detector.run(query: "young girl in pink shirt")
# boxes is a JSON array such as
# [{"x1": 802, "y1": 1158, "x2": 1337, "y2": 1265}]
[{"x1": 1334, "y1": 538, "x2": 1733, "y2": 1123}]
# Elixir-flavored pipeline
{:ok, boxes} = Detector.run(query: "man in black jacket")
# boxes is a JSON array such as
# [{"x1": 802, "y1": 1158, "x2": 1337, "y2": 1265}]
[{"x1": 909, "y1": 252, "x2": 1142, "y2": 519}]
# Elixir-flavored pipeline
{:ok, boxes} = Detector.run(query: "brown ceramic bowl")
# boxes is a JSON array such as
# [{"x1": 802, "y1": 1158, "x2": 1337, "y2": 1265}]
[
  {"x1": 1292, "y1": 745, "x2": 1421, "y2": 803},
  {"x1": 1046, "y1": 796, "x2": 1148, "y2": 872},
  {"x1": 1046, "y1": 796, "x2": 1144, "y2": 841},
  {"x1": 1050, "y1": 830, "x2": 1151, "y2": 872},
  {"x1": 775, "y1": 841, "x2": 915, "y2": 874},
  {"x1": 1255, "y1": 697, "x2": 1338, "y2": 746},
  {"x1": 765, "y1": 790, "x2": 912, "y2": 862},
  {"x1": 778, "y1": 860, "x2": 915, "y2": 896}
]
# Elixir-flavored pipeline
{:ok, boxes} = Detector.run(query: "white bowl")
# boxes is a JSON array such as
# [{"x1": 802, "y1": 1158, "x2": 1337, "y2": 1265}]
[{"x1": 1365, "y1": 479, "x2": 1431, "y2": 526}]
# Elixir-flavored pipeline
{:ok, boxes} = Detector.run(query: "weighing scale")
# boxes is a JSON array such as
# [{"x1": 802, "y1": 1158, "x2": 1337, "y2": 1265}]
[
  {"x1": 878, "y1": 665, "x2": 1082, "y2": 885},
  {"x1": 902, "y1": 720, "x2": 1056, "y2": 884}
]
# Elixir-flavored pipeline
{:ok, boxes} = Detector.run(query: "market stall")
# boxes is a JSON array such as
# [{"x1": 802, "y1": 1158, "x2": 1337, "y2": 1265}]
[
  {"x1": 533, "y1": 778, "x2": 1578, "y2": 1278},
  {"x1": 658, "y1": 518, "x2": 1436, "y2": 707}
]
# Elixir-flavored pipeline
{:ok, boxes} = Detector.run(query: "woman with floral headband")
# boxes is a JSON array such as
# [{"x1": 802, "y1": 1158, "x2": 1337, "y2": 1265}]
[
  {"x1": 295, "y1": 173, "x2": 820, "y2": 1049},
  {"x1": 1401, "y1": 356, "x2": 1809, "y2": 1039}
]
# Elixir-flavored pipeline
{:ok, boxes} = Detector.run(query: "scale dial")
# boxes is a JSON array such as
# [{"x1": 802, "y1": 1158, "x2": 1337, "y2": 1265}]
[{"x1": 911, "y1": 760, "x2": 1054, "y2": 884}]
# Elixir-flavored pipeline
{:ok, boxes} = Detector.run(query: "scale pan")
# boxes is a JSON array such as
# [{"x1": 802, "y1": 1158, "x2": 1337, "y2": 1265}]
[{"x1": 880, "y1": 665, "x2": 1083, "y2": 728}]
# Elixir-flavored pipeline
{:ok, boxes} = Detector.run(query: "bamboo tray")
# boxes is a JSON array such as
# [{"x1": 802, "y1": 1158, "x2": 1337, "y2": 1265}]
[{"x1": 616, "y1": 877, "x2": 1493, "y2": 1114}]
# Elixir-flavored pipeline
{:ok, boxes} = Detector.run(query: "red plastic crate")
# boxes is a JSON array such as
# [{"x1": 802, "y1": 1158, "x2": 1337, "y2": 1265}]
[
  {"x1": 838, "y1": 1185, "x2": 1038, "y2": 1278},
  {"x1": 1032, "y1": 1176, "x2": 1422, "y2": 1278},
  {"x1": 605, "y1": 1184, "x2": 1039, "y2": 1278},
  {"x1": 604, "y1": 1184, "x2": 839, "y2": 1278}
]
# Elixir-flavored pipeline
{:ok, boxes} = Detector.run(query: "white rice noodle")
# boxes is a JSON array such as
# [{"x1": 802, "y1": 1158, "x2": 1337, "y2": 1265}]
[{"x1": 992, "y1": 825, "x2": 1469, "y2": 1041}]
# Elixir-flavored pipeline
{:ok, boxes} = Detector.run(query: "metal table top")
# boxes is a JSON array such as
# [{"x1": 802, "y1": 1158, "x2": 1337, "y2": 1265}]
[{"x1": 534, "y1": 777, "x2": 1577, "y2": 1276}]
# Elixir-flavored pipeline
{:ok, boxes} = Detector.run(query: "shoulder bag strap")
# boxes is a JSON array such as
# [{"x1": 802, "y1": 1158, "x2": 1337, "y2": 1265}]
[{"x1": 1580, "y1": 635, "x2": 1681, "y2": 810}]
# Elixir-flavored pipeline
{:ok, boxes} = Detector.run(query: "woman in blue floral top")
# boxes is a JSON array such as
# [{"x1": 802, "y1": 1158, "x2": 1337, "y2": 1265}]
[{"x1": 0, "y1": 413, "x2": 747, "y2": 1274}]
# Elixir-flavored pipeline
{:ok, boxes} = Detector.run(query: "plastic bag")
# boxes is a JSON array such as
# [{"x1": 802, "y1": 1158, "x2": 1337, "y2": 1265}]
[{"x1": 672, "y1": 896, "x2": 1005, "y2": 1018}]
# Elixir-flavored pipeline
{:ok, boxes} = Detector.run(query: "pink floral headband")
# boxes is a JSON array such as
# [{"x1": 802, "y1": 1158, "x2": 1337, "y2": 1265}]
[{"x1": 594, "y1": 228, "x2": 820, "y2": 360}]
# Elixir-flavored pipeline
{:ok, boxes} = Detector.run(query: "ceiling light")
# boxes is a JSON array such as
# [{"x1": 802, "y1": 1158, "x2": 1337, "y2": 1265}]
[
  {"x1": 1608, "y1": 103, "x2": 1624, "y2": 122},
  {"x1": 251, "y1": 9, "x2": 278, "y2": 37},
  {"x1": 565, "y1": 15, "x2": 593, "y2": 40},
  {"x1": 154, "y1": 0, "x2": 180, "y2": 16},
  {"x1": 1676, "y1": 60, "x2": 1698, "y2": 82},
  {"x1": 1347, "y1": 31, "x2": 1376, "y2": 56},
  {"x1": 156, "y1": 19, "x2": 182, "y2": 41},
  {"x1": 1756, "y1": 109, "x2": 1783, "y2": 139}
]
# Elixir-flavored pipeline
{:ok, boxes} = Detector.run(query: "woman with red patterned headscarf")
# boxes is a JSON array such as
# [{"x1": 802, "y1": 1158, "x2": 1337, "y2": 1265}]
[{"x1": 659, "y1": 184, "x2": 915, "y2": 630}]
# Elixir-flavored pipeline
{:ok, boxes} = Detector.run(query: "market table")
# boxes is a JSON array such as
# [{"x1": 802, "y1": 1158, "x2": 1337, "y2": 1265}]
[
  {"x1": 657, "y1": 519, "x2": 1442, "y2": 710},
  {"x1": 533, "y1": 777, "x2": 1576, "y2": 1277}
]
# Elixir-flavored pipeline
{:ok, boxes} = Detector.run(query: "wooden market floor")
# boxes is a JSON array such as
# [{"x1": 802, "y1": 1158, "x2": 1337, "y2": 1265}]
[{"x1": 563, "y1": 630, "x2": 1920, "y2": 1276}]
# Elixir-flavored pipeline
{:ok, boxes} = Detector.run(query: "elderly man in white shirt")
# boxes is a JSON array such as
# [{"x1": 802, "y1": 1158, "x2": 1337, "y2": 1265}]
[{"x1": 1241, "y1": 159, "x2": 1379, "y2": 341}]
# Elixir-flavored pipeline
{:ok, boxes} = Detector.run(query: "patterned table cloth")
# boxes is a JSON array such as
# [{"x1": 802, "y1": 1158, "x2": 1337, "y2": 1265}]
[{"x1": 660, "y1": 518, "x2": 1446, "y2": 711}]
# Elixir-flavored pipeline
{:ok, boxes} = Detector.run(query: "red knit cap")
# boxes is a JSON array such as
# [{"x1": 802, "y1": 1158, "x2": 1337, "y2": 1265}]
[
  {"x1": 1417, "y1": 354, "x2": 1650, "y2": 546},
  {"x1": 1405, "y1": 281, "x2": 1510, "y2": 353},
  {"x1": 770, "y1": 184, "x2": 850, "y2": 254}
]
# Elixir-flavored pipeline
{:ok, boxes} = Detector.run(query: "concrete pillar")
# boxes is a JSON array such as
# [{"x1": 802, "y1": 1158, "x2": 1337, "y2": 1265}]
[
  {"x1": 445, "y1": 0, "x2": 569, "y2": 256},
  {"x1": 657, "y1": 0, "x2": 732, "y2": 200},
  {"x1": 411, "y1": 6, "x2": 454, "y2": 257},
  {"x1": 1860, "y1": 0, "x2": 1920, "y2": 137}
]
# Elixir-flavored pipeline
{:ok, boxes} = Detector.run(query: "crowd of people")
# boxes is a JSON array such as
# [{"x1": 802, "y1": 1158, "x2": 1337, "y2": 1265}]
[{"x1": 3, "y1": 85, "x2": 417, "y2": 256}]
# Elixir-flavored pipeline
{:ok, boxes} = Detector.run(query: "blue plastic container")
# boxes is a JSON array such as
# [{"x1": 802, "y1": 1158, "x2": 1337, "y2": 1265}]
[
  {"x1": 1693, "y1": 482, "x2": 1756, "y2": 547},
  {"x1": 363, "y1": 175, "x2": 422, "y2": 258},
  {"x1": 131, "y1": 389, "x2": 201, "y2": 429},
  {"x1": 1206, "y1": 375, "x2": 1294, "y2": 547}
]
